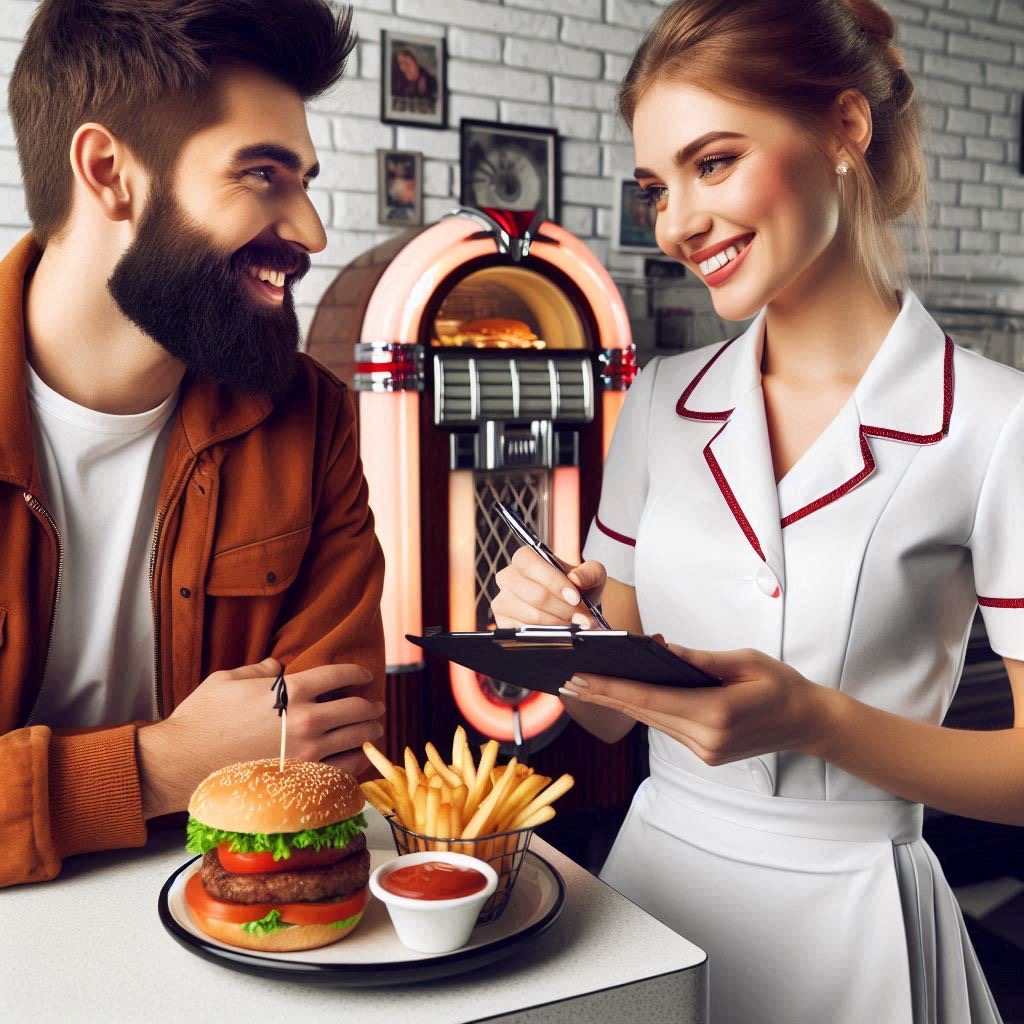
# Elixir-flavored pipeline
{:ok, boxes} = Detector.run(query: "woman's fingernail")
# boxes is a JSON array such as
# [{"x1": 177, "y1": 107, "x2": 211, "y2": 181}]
[
  {"x1": 571, "y1": 613, "x2": 590, "y2": 628},
  {"x1": 557, "y1": 686, "x2": 579, "y2": 700},
  {"x1": 562, "y1": 587, "x2": 580, "y2": 604},
  {"x1": 568, "y1": 675, "x2": 590, "y2": 689}
]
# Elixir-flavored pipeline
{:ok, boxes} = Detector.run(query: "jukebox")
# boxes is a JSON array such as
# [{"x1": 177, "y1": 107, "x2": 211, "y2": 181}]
[{"x1": 307, "y1": 208, "x2": 642, "y2": 813}]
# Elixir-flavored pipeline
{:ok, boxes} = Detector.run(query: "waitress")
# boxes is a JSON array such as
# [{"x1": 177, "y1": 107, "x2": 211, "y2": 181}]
[{"x1": 492, "y1": 1, "x2": 1022, "y2": 1021}]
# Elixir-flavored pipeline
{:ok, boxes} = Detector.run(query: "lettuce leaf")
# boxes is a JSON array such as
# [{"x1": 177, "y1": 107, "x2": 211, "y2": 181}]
[
  {"x1": 240, "y1": 910, "x2": 287, "y2": 935},
  {"x1": 185, "y1": 812, "x2": 367, "y2": 861},
  {"x1": 329, "y1": 912, "x2": 363, "y2": 930}
]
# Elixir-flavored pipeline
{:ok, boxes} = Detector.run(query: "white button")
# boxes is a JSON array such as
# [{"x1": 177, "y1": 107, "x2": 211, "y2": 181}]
[{"x1": 755, "y1": 564, "x2": 781, "y2": 598}]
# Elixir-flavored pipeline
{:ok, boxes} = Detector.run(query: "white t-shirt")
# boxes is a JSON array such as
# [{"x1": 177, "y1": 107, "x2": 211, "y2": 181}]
[{"x1": 27, "y1": 363, "x2": 178, "y2": 728}]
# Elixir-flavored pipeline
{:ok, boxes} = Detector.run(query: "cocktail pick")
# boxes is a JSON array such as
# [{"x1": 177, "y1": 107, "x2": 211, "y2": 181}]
[{"x1": 271, "y1": 672, "x2": 288, "y2": 771}]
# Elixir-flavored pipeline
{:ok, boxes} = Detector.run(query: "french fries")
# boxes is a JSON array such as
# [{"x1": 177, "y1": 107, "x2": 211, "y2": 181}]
[{"x1": 360, "y1": 726, "x2": 574, "y2": 848}]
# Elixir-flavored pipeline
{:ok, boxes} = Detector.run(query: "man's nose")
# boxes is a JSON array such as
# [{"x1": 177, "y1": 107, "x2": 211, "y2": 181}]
[{"x1": 275, "y1": 188, "x2": 328, "y2": 255}]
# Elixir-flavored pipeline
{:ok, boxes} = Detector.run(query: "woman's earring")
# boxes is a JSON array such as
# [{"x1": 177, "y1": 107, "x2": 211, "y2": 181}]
[{"x1": 836, "y1": 160, "x2": 850, "y2": 176}]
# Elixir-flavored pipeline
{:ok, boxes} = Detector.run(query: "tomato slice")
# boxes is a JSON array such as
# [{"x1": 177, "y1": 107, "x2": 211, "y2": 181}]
[
  {"x1": 185, "y1": 872, "x2": 273, "y2": 923},
  {"x1": 279, "y1": 886, "x2": 367, "y2": 926},
  {"x1": 185, "y1": 872, "x2": 367, "y2": 926},
  {"x1": 216, "y1": 843, "x2": 350, "y2": 874}
]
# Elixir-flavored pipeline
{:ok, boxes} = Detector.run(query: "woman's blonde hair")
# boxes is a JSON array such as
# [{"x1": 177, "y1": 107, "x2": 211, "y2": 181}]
[{"x1": 619, "y1": 0, "x2": 927, "y2": 301}]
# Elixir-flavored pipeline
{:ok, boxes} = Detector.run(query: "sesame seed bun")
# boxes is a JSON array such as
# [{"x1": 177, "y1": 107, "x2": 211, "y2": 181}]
[{"x1": 188, "y1": 759, "x2": 364, "y2": 834}]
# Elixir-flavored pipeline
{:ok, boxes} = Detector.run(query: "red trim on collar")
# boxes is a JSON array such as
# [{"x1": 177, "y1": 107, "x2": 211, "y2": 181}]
[
  {"x1": 781, "y1": 338, "x2": 954, "y2": 528},
  {"x1": 704, "y1": 424, "x2": 767, "y2": 562},
  {"x1": 780, "y1": 433, "x2": 875, "y2": 528},
  {"x1": 696, "y1": 336, "x2": 955, "y2": 554},
  {"x1": 676, "y1": 338, "x2": 738, "y2": 421},
  {"x1": 595, "y1": 515, "x2": 636, "y2": 547},
  {"x1": 978, "y1": 596, "x2": 1024, "y2": 608}
]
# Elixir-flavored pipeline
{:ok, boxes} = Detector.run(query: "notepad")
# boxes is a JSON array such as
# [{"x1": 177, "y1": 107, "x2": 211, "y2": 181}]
[{"x1": 407, "y1": 627, "x2": 720, "y2": 694}]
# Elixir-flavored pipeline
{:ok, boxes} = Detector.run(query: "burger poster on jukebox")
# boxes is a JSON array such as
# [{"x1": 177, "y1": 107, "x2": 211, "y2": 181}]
[{"x1": 459, "y1": 120, "x2": 560, "y2": 222}]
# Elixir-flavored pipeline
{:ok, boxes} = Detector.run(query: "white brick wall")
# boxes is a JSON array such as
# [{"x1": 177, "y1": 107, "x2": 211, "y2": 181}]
[{"x1": 0, "y1": 0, "x2": 1021, "y2": 345}]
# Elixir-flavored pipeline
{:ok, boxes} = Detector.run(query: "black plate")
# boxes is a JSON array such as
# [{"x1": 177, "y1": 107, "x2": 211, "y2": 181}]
[{"x1": 158, "y1": 849, "x2": 566, "y2": 986}]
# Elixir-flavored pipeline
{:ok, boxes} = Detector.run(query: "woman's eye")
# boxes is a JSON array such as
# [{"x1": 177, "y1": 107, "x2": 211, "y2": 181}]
[
  {"x1": 695, "y1": 155, "x2": 736, "y2": 179},
  {"x1": 636, "y1": 185, "x2": 668, "y2": 209}
]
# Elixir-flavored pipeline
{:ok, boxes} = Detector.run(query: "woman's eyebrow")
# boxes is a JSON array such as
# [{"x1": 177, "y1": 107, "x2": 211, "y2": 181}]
[
  {"x1": 230, "y1": 143, "x2": 320, "y2": 179},
  {"x1": 634, "y1": 131, "x2": 746, "y2": 179}
]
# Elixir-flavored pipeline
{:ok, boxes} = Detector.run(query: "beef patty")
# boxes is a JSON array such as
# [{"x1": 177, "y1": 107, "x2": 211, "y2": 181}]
[{"x1": 201, "y1": 832, "x2": 369, "y2": 904}]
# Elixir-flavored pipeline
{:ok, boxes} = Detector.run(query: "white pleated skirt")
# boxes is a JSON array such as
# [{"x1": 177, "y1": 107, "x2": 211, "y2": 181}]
[{"x1": 600, "y1": 751, "x2": 1003, "y2": 1024}]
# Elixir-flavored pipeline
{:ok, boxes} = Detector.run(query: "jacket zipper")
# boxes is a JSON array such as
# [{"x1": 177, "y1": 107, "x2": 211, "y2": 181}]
[
  {"x1": 22, "y1": 491, "x2": 62, "y2": 727},
  {"x1": 149, "y1": 503, "x2": 169, "y2": 720}
]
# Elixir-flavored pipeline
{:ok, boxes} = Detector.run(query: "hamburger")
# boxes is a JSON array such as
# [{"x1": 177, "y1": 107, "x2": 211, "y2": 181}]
[
  {"x1": 184, "y1": 759, "x2": 370, "y2": 952},
  {"x1": 437, "y1": 317, "x2": 544, "y2": 349}
]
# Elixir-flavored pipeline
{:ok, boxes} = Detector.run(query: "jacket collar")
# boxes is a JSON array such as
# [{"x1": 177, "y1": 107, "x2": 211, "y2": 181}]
[
  {"x1": 0, "y1": 234, "x2": 272, "y2": 494},
  {"x1": 676, "y1": 292, "x2": 953, "y2": 570}
]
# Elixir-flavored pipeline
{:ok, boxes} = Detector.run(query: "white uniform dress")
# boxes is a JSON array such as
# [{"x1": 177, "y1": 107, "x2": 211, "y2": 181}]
[{"x1": 583, "y1": 292, "x2": 1020, "y2": 1024}]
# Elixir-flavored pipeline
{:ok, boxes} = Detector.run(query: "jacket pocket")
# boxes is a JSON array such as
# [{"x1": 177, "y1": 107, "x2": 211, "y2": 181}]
[{"x1": 206, "y1": 525, "x2": 312, "y2": 597}]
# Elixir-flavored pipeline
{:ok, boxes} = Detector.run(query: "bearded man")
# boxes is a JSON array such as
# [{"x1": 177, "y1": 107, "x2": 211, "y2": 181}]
[{"x1": 0, "y1": 0, "x2": 387, "y2": 887}]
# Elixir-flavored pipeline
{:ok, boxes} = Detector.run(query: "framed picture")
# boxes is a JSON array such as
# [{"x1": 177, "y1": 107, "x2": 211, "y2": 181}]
[
  {"x1": 612, "y1": 178, "x2": 661, "y2": 254},
  {"x1": 459, "y1": 120, "x2": 560, "y2": 221},
  {"x1": 377, "y1": 149, "x2": 423, "y2": 227},
  {"x1": 380, "y1": 31, "x2": 446, "y2": 129}
]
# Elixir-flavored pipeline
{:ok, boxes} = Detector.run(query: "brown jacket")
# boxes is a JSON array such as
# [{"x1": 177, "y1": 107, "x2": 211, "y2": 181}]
[{"x1": 0, "y1": 236, "x2": 385, "y2": 887}]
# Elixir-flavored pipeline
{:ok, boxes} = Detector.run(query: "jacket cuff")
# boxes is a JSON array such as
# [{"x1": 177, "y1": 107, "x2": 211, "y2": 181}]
[{"x1": 48, "y1": 724, "x2": 148, "y2": 859}]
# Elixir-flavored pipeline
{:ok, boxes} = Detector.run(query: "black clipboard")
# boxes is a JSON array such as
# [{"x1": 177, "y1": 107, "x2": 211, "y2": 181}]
[{"x1": 407, "y1": 627, "x2": 720, "y2": 695}]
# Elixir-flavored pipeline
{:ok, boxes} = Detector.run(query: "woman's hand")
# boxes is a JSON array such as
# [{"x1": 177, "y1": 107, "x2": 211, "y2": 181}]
[
  {"x1": 561, "y1": 645, "x2": 834, "y2": 765},
  {"x1": 492, "y1": 546, "x2": 608, "y2": 629}
]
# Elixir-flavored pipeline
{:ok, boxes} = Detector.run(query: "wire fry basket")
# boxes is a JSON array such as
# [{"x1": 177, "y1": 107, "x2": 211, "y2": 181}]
[{"x1": 386, "y1": 817, "x2": 536, "y2": 924}]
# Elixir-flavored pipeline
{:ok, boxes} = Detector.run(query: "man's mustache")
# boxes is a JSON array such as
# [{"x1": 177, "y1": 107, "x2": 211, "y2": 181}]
[{"x1": 231, "y1": 241, "x2": 311, "y2": 283}]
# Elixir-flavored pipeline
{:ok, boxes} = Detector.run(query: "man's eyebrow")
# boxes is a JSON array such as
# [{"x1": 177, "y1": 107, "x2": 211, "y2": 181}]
[
  {"x1": 231, "y1": 143, "x2": 320, "y2": 179},
  {"x1": 633, "y1": 131, "x2": 746, "y2": 179}
]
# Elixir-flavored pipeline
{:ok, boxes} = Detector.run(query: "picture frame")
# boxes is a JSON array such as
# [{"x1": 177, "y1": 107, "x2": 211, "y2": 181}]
[
  {"x1": 377, "y1": 149, "x2": 424, "y2": 227},
  {"x1": 459, "y1": 119, "x2": 560, "y2": 222},
  {"x1": 612, "y1": 178, "x2": 661, "y2": 254},
  {"x1": 380, "y1": 30, "x2": 446, "y2": 129}
]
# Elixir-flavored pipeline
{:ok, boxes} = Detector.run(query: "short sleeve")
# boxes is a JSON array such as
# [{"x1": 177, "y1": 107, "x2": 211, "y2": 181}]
[
  {"x1": 581, "y1": 357, "x2": 660, "y2": 586},
  {"x1": 969, "y1": 393, "x2": 1024, "y2": 659}
]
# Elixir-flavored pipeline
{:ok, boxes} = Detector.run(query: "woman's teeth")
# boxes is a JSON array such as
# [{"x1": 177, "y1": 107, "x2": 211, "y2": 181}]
[
  {"x1": 248, "y1": 267, "x2": 286, "y2": 288},
  {"x1": 699, "y1": 246, "x2": 739, "y2": 276}
]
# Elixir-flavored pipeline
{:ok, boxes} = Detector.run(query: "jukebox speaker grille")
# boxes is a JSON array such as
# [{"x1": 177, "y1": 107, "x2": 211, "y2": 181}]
[{"x1": 473, "y1": 472, "x2": 549, "y2": 630}]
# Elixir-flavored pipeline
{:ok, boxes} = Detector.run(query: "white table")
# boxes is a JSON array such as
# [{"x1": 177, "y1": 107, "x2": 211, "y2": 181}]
[{"x1": 2, "y1": 810, "x2": 707, "y2": 1023}]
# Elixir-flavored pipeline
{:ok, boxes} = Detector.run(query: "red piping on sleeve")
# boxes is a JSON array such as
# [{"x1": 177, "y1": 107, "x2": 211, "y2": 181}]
[
  {"x1": 978, "y1": 597, "x2": 1024, "y2": 608},
  {"x1": 595, "y1": 516, "x2": 637, "y2": 547}
]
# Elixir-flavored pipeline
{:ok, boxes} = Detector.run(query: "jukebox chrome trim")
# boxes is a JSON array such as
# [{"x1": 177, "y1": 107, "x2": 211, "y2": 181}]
[
  {"x1": 433, "y1": 354, "x2": 594, "y2": 426},
  {"x1": 598, "y1": 344, "x2": 638, "y2": 391},
  {"x1": 353, "y1": 342, "x2": 425, "y2": 392}
]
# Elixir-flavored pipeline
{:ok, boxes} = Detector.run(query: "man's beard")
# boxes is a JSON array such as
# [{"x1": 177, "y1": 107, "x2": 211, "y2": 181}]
[{"x1": 107, "y1": 188, "x2": 311, "y2": 398}]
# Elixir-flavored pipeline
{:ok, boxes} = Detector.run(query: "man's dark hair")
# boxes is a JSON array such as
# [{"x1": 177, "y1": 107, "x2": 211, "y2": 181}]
[{"x1": 9, "y1": 0, "x2": 355, "y2": 247}]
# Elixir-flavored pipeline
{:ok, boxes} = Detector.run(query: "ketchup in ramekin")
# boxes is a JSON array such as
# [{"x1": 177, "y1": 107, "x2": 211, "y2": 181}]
[
  {"x1": 369, "y1": 851, "x2": 499, "y2": 953},
  {"x1": 379, "y1": 860, "x2": 488, "y2": 901}
]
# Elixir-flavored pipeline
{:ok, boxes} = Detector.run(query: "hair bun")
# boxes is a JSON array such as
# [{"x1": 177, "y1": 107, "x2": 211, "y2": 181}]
[{"x1": 843, "y1": 0, "x2": 896, "y2": 45}]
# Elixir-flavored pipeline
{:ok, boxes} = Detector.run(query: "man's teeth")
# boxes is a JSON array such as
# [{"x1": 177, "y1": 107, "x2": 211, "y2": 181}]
[
  {"x1": 699, "y1": 244, "x2": 743, "y2": 276},
  {"x1": 249, "y1": 267, "x2": 286, "y2": 288}
]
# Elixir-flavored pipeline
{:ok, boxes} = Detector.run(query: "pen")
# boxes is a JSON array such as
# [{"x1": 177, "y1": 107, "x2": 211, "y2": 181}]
[{"x1": 492, "y1": 500, "x2": 611, "y2": 630}]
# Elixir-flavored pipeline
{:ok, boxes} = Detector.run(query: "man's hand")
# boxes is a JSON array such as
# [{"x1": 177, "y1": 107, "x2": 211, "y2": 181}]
[{"x1": 137, "y1": 658, "x2": 385, "y2": 818}]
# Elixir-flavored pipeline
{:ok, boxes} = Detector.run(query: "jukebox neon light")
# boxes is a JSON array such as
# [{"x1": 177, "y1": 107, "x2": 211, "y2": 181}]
[{"x1": 308, "y1": 208, "x2": 636, "y2": 767}]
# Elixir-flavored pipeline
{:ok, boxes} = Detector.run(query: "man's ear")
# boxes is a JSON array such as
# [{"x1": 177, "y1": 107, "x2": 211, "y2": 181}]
[
  {"x1": 831, "y1": 89, "x2": 873, "y2": 164},
  {"x1": 68, "y1": 123, "x2": 146, "y2": 223}
]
